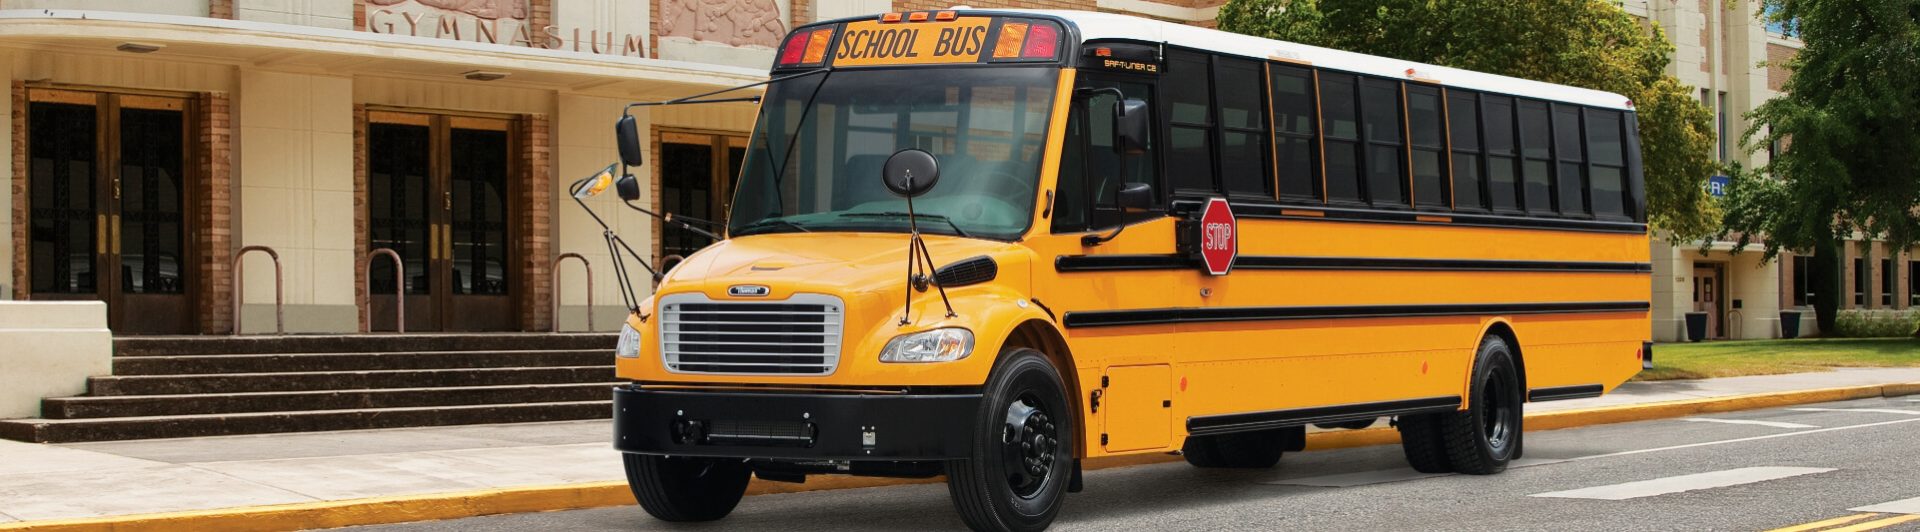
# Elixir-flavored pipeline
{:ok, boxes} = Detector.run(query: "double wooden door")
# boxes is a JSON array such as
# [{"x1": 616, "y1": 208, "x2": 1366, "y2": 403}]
[
  {"x1": 25, "y1": 89, "x2": 194, "y2": 334},
  {"x1": 366, "y1": 112, "x2": 516, "y2": 331},
  {"x1": 659, "y1": 131, "x2": 747, "y2": 260}
]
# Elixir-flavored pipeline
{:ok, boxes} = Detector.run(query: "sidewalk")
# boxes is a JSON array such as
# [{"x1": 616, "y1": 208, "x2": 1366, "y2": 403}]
[{"x1": 4, "y1": 367, "x2": 1919, "y2": 526}]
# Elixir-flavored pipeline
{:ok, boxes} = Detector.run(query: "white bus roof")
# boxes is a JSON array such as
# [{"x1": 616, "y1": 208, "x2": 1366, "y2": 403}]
[{"x1": 990, "y1": 9, "x2": 1635, "y2": 111}]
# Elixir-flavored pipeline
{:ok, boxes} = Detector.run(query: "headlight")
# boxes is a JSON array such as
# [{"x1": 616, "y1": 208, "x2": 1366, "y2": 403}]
[
  {"x1": 615, "y1": 320, "x2": 642, "y2": 359},
  {"x1": 879, "y1": 328, "x2": 974, "y2": 363}
]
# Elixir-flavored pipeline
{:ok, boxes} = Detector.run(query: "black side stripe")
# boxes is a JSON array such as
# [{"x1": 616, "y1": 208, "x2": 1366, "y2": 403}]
[
  {"x1": 1527, "y1": 384, "x2": 1605, "y2": 402},
  {"x1": 1187, "y1": 396, "x2": 1461, "y2": 437},
  {"x1": 1168, "y1": 200, "x2": 1650, "y2": 235},
  {"x1": 1055, "y1": 254, "x2": 1654, "y2": 273},
  {"x1": 1061, "y1": 301, "x2": 1651, "y2": 328}
]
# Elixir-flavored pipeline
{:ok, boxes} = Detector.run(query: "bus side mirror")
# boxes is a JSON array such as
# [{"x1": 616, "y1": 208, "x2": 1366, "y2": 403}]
[
  {"x1": 615, "y1": 173, "x2": 642, "y2": 201},
  {"x1": 1113, "y1": 98, "x2": 1149, "y2": 155},
  {"x1": 1117, "y1": 183, "x2": 1153, "y2": 213},
  {"x1": 615, "y1": 115, "x2": 644, "y2": 167}
]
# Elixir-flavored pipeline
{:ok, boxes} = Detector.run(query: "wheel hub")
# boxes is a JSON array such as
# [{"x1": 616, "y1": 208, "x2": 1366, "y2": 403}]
[{"x1": 1002, "y1": 396, "x2": 1058, "y2": 497}]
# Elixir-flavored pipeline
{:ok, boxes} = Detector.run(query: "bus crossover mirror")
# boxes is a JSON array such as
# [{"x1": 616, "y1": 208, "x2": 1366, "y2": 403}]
[
  {"x1": 615, "y1": 115, "x2": 644, "y2": 167},
  {"x1": 1117, "y1": 183, "x2": 1154, "y2": 213},
  {"x1": 882, "y1": 148, "x2": 941, "y2": 198},
  {"x1": 1114, "y1": 98, "x2": 1149, "y2": 155},
  {"x1": 615, "y1": 172, "x2": 642, "y2": 201}
]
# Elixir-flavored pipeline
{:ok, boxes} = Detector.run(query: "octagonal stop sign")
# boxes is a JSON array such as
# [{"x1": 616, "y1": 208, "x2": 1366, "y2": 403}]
[{"x1": 1198, "y1": 197, "x2": 1237, "y2": 275}]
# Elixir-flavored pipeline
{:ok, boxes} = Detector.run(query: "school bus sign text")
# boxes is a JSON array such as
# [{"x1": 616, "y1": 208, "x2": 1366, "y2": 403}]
[{"x1": 832, "y1": 19, "x2": 991, "y2": 66}]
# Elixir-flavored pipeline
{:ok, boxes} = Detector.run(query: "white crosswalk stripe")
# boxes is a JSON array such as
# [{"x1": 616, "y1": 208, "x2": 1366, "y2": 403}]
[
  {"x1": 1781, "y1": 407, "x2": 1920, "y2": 416},
  {"x1": 1529, "y1": 467, "x2": 1834, "y2": 500},
  {"x1": 1852, "y1": 495, "x2": 1920, "y2": 515},
  {"x1": 1681, "y1": 417, "x2": 1817, "y2": 429}
]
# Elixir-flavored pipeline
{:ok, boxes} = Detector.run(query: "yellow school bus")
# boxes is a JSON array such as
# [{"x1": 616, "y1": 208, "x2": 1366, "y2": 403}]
[{"x1": 593, "y1": 9, "x2": 1650, "y2": 532}]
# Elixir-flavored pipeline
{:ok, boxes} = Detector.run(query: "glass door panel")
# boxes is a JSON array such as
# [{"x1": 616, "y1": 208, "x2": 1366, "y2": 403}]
[
  {"x1": 27, "y1": 100, "x2": 100, "y2": 296},
  {"x1": 368, "y1": 116, "x2": 437, "y2": 331},
  {"x1": 117, "y1": 107, "x2": 187, "y2": 295},
  {"x1": 448, "y1": 127, "x2": 509, "y2": 296}
]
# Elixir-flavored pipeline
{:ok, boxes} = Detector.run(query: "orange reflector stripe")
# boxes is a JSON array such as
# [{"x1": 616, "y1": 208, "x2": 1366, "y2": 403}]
[
  {"x1": 881, "y1": 12, "x2": 902, "y2": 22},
  {"x1": 935, "y1": 11, "x2": 957, "y2": 20},
  {"x1": 801, "y1": 29, "x2": 832, "y2": 64},
  {"x1": 908, "y1": 11, "x2": 929, "y2": 22},
  {"x1": 994, "y1": 23, "x2": 1029, "y2": 59}
]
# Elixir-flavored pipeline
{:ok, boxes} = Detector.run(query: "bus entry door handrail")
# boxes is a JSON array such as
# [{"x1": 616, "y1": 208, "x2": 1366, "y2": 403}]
[
  {"x1": 363, "y1": 248, "x2": 405, "y2": 334},
  {"x1": 232, "y1": 245, "x2": 284, "y2": 335},
  {"x1": 552, "y1": 253, "x2": 593, "y2": 332}
]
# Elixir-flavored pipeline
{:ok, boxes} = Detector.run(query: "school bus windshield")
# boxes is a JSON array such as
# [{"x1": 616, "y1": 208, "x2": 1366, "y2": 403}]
[{"x1": 728, "y1": 66, "x2": 1059, "y2": 241}]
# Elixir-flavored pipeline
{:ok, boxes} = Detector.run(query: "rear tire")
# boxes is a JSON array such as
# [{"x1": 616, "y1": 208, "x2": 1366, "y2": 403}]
[
  {"x1": 622, "y1": 453, "x2": 751, "y2": 522},
  {"x1": 946, "y1": 347, "x2": 1074, "y2": 532},
  {"x1": 1438, "y1": 335, "x2": 1524, "y2": 475},
  {"x1": 1181, "y1": 428, "x2": 1288, "y2": 469},
  {"x1": 1395, "y1": 413, "x2": 1452, "y2": 473}
]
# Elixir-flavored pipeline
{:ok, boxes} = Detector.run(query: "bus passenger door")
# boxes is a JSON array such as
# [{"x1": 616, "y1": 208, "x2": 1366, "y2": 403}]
[{"x1": 1102, "y1": 364, "x2": 1171, "y2": 452}]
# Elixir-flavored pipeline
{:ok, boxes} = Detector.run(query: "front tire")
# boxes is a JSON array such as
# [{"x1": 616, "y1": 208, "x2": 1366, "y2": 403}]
[
  {"x1": 1438, "y1": 335, "x2": 1524, "y2": 475},
  {"x1": 946, "y1": 347, "x2": 1074, "y2": 532},
  {"x1": 623, "y1": 453, "x2": 751, "y2": 522}
]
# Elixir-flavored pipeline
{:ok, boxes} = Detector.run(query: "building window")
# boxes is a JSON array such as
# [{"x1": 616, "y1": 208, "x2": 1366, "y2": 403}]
[
  {"x1": 1553, "y1": 103, "x2": 1587, "y2": 216},
  {"x1": 1447, "y1": 90, "x2": 1484, "y2": 211},
  {"x1": 1361, "y1": 77, "x2": 1407, "y2": 207},
  {"x1": 1481, "y1": 95, "x2": 1521, "y2": 212},
  {"x1": 1911, "y1": 260, "x2": 1919, "y2": 306},
  {"x1": 1792, "y1": 255, "x2": 1813, "y2": 307},
  {"x1": 1270, "y1": 65, "x2": 1319, "y2": 202},
  {"x1": 1717, "y1": 91, "x2": 1730, "y2": 163},
  {"x1": 1407, "y1": 84, "x2": 1448, "y2": 209},
  {"x1": 1517, "y1": 99, "x2": 1556, "y2": 214},
  {"x1": 1319, "y1": 72, "x2": 1363, "y2": 203},
  {"x1": 1214, "y1": 56, "x2": 1271, "y2": 199},
  {"x1": 1854, "y1": 257, "x2": 1866, "y2": 306},
  {"x1": 1882, "y1": 258, "x2": 1896, "y2": 307}
]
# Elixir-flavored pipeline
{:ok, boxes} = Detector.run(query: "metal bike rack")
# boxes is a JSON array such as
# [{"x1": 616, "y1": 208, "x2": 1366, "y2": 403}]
[
  {"x1": 363, "y1": 248, "x2": 405, "y2": 334},
  {"x1": 552, "y1": 253, "x2": 593, "y2": 332},
  {"x1": 231, "y1": 245, "x2": 284, "y2": 335}
]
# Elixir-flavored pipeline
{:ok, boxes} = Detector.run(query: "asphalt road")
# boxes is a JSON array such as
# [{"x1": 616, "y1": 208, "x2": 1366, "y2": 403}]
[{"x1": 345, "y1": 396, "x2": 1920, "y2": 531}]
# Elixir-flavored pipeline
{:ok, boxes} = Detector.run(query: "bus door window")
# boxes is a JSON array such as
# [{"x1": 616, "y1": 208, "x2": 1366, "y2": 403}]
[{"x1": 1054, "y1": 78, "x2": 1157, "y2": 234}]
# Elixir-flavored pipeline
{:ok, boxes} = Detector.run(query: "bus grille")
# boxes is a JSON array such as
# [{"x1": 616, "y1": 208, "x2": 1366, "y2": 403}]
[{"x1": 659, "y1": 293, "x2": 843, "y2": 375}]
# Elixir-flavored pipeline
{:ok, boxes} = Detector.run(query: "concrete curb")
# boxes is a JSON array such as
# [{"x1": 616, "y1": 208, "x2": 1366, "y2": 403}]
[{"x1": 5, "y1": 381, "x2": 1915, "y2": 532}]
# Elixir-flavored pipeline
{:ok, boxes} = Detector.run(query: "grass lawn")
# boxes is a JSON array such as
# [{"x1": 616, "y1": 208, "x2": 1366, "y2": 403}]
[{"x1": 1636, "y1": 337, "x2": 1920, "y2": 380}]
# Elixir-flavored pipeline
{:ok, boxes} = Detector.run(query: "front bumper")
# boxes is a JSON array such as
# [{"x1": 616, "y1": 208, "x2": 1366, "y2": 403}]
[{"x1": 613, "y1": 385, "x2": 982, "y2": 461}]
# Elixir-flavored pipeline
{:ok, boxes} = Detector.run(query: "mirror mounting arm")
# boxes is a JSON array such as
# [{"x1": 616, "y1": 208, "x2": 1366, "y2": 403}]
[{"x1": 1081, "y1": 225, "x2": 1127, "y2": 247}]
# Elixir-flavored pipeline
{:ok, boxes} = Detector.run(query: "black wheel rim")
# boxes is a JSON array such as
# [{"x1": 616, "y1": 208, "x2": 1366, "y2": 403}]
[
  {"x1": 1000, "y1": 391, "x2": 1059, "y2": 499},
  {"x1": 1482, "y1": 365, "x2": 1515, "y2": 453}
]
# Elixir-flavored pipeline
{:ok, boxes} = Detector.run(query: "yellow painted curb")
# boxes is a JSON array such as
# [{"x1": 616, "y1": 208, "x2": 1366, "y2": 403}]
[{"x1": 5, "y1": 381, "x2": 1913, "y2": 532}]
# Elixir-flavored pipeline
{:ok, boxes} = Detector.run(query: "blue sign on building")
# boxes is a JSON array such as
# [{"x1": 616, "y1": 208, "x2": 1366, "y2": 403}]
[{"x1": 1707, "y1": 175, "x2": 1731, "y2": 197}]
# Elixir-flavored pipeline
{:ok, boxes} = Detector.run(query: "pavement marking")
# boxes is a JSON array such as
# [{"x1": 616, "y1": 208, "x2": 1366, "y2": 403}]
[
  {"x1": 1572, "y1": 416, "x2": 1920, "y2": 462},
  {"x1": 1765, "y1": 513, "x2": 1884, "y2": 532},
  {"x1": 1781, "y1": 407, "x2": 1920, "y2": 416},
  {"x1": 1528, "y1": 466, "x2": 1834, "y2": 501},
  {"x1": 1824, "y1": 514, "x2": 1920, "y2": 532},
  {"x1": 1852, "y1": 495, "x2": 1920, "y2": 515},
  {"x1": 1263, "y1": 468, "x2": 1448, "y2": 487},
  {"x1": 1682, "y1": 417, "x2": 1818, "y2": 429}
]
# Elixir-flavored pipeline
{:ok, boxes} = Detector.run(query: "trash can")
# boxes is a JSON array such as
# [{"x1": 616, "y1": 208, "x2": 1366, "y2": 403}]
[
  {"x1": 1685, "y1": 312, "x2": 1709, "y2": 342},
  {"x1": 1779, "y1": 310, "x2": 1802, "y2": 339}
]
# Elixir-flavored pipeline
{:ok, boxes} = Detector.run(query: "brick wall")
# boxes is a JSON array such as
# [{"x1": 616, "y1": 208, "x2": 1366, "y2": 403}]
[
  {"x1": 1767, "y1": 43, "x2": 1795, "y2": 92},
  {"x1": 516, "y1": 114, "x2": 553, "y2": 331},
  {"x1": 209, "y1": 0, "x2": 233, "y2": 19},
  {"x1": 352, "y1": 105, "x2": 370, "y2": 331},
  {"x1": 195, "y1": 92, "x2": 235, "y2": 334},
  {"x1": 9, "y1": 82, "x2": 24, "y2": 301}
]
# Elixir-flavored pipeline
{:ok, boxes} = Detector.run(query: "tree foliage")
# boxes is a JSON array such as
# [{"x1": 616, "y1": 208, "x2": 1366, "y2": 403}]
[
  {"x1": 1719, "y1": 0, "x2": 1920, "y2": 256},
  {"x1": 1218, "y1": 0, "x2": 1719, "y2": 239}
]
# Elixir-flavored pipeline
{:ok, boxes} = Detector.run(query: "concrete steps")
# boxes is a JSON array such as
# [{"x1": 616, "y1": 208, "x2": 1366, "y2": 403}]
[{"x1": 0, "y1": 333, "x2": 619, "y2": 443}]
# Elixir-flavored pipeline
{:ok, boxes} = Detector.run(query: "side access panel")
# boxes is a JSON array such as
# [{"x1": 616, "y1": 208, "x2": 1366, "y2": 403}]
[{"x1": 1101, "y1": 364, "x2": 1171, "y2": 452}]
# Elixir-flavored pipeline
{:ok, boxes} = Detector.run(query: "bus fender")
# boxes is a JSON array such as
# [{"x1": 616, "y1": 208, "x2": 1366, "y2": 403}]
[{"x1": 1465, "y1": 318, "x2": 1527, "y2": 409}]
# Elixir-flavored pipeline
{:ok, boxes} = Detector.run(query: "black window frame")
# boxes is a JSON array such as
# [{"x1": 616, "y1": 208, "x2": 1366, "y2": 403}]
[
  {"x1": 1910, "y1": 260, "x2": 1919, "y2": 307},
  {"x1": 1162, "y1": 49, "x2": 1217, "y2": 196},
  {"x1": 1552, "y1": 102, "x2": 1590, "y2": 218},
  {"x1": 1054, "y1": 71, "x2": 1165, "y2": 234},
  {"x1": 1584, "y1": 107, "x2": 1631, "y2": 221},
  {"x1": 1358, "y1": 76, "x2": 1409, "y2": 208},
  {"x1": 1480, "y1": 94, "x2": 1524, "y2": 214},
  {"x1": 1270, "y1": 63, "x2": 1321, "y2": 203},
  {"x1": 1516, "y1": 98, "x2": 1557, "y2": 215},
  {"x1": 1317, "y1": 71, "x2": 1366, "y2": 205},
  {"x1": 1406, "y1": 82, "x2": 1449, "y2": 210},
  {"x1": 1213, "y1": 55, "x2": 1273, "y2": 200},
  {"x1": 1792, "y1": 255, "x2": 1813, "y2": 308},
  {"x1": 1882, "y1": 257, "x2": 1895, "y2": 307},
  {"x1": 1854, "y1": 257, "x2": 1867, "y2": 306}
]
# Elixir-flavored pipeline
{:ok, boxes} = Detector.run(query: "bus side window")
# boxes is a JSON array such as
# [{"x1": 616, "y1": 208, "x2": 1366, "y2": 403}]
[{"x1": 1054, "y1": 79, "x2": 1159, "y2": 233}]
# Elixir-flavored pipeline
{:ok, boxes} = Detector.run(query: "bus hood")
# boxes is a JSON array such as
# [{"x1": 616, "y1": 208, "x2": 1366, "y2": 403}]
[{"x1": 662, "y1": 232, "x2": 1029, "y2": 298}]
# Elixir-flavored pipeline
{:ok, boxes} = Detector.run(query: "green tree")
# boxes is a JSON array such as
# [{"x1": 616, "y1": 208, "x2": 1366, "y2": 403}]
[
  {"x1": 1218, "y1": 0, "x2": 1720, "y2": 240},
  {"x1": 1717, "y1": 0, "x2": 1920, "y2": 334}
]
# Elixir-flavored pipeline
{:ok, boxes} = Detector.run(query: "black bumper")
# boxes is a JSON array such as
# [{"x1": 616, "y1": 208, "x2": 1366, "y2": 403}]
[{"x1": 613, "y1": 385, "x2": 982, "y2": 461}]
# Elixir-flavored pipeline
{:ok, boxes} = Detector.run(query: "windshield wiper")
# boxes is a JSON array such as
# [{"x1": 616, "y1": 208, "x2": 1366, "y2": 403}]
[
  {"x1": 837, "y1": 212, "x2": 973, "y2": 239},
  {"x1": 733, "y1": 218, "x2": 812, "y2": 237}
]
